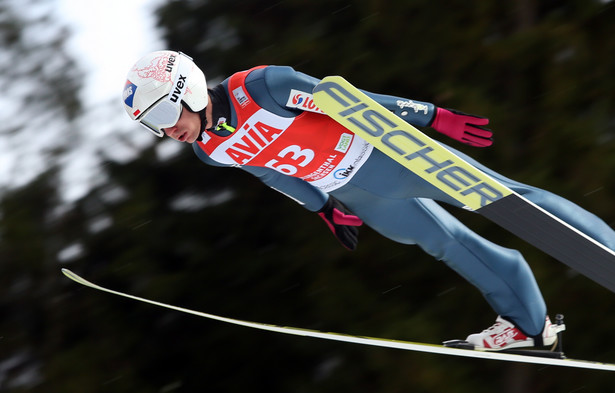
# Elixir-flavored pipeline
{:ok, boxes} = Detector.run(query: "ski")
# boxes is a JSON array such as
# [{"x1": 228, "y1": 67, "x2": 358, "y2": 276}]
[
  {"x1": 62, "y1": 268, "x2": 615, "y2": 371},
  {"x1": 312, "y1": 76, "x2": 615, "y2": 293}
]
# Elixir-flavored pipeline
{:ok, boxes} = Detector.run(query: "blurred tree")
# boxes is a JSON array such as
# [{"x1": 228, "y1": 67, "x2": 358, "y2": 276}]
[
  {"x1": 0, "y1": 1, "x2": 80, "y2": 121},
  {"x1": 0, "y1": 0, "x2": 83, "y2": 390},
  {"x1": 0, "y1": 0, "x2": 83, "y2": 190}
]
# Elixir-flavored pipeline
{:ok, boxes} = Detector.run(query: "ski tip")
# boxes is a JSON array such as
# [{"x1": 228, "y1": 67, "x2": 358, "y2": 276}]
[
  {"x1": 61, "y1": 268, "x2": 80, "y2": 282},
  {"x1": 61, "y1": 268, "x2": 97, "y2": 289}
]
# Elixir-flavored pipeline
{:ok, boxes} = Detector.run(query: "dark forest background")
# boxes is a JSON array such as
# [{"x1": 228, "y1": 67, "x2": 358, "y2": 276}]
[{"x1": 2, "y1": 0, "x2": 615, "y2": 391}]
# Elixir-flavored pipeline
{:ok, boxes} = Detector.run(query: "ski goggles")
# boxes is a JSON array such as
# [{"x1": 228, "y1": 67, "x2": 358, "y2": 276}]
[{"x1": 139, "y1": 52, "x2": 193, "y2": 137}]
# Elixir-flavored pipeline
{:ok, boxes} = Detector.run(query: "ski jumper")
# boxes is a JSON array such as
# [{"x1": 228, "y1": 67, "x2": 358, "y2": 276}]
[{"x1": 194, "y1": 66, "x2": 615, "y2": 337}]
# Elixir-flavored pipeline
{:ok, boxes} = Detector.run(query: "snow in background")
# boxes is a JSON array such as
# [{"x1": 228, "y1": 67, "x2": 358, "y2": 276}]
[{"x1": 0, "y1": 0, "x2": 181, "y2": 202}]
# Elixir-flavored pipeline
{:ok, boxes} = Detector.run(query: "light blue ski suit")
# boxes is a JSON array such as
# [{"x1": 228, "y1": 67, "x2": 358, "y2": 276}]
[{"x1": 193, "y1": 66, "x2": 615, "y2": 337}]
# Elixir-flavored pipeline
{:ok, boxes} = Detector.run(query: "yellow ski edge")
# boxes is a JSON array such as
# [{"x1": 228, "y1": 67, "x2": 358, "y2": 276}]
[{"x1": 61, "y1": 269, "x2": 615, "y2": 371}]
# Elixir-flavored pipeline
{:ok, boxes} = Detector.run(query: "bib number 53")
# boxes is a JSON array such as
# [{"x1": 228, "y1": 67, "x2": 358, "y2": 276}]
[{"x1": 265, "y1": 145, "x2": 315, "y2": 175}]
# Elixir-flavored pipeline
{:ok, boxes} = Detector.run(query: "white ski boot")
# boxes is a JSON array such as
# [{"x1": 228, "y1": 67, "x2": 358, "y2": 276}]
[{"x1": 453, "y1": 315, "x2": 565, "y2": 351}]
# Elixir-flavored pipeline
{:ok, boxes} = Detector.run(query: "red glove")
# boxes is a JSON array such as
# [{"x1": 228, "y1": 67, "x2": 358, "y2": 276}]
[
  {"x1": 318, "y1": 197, "x2": 363, "y2": 251},
  {"x1": 430, "y1": 108, "x2": 493, "y2": 147}
]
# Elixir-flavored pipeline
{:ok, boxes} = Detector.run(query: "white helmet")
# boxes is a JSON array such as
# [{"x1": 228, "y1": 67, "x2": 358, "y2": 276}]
[{"x1": 123, "y1": 50, "x2": 208, "y2": 137}]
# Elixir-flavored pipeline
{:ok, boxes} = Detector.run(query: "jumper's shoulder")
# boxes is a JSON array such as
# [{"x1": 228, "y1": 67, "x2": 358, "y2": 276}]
[{"x1": 246, "y1": 66, "x2": 321, "y2": 108}]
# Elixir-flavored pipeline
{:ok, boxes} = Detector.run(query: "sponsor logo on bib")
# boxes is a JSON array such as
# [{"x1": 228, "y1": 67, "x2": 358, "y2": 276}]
[{"x1": 286, "y1": 89, "x2": 325, "y2": 114}]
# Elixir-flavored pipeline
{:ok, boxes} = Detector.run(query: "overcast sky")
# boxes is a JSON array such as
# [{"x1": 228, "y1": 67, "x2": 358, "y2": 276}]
[
  {"x1": 0, "y1": 0, "x2": 182, "y2": 203},
  {"x1": 58, "y1": 0, "x2": 165, "y2": 106},
  {"x1": 49, "y1": 0, "x2": 172, "y2": 201}
]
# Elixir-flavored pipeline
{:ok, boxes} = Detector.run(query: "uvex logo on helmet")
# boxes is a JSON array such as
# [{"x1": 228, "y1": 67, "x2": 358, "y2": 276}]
[
  {"x1": 166, "y1": 54, "x2": 176, "y2": 72},
  {"x1": 170, "y1": 75, "x2": 187, "y2": 103}
]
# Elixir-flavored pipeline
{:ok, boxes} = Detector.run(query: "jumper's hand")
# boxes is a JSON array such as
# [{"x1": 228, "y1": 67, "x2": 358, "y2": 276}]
[
  {"x1": 430, "y1": 108, "x2": 493, "y2": 147},
  {"x1": 318, "y1": 197, "x2": 362, "y2": 251}
]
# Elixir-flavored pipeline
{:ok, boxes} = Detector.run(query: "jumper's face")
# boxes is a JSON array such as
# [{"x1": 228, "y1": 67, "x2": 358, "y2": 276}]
[
  {"x1": 162, "y1": 106, "x2": 201, "y2": 143},
  {"x1": 163, "y1": 101, "x2": 212, "y2": 143}
]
